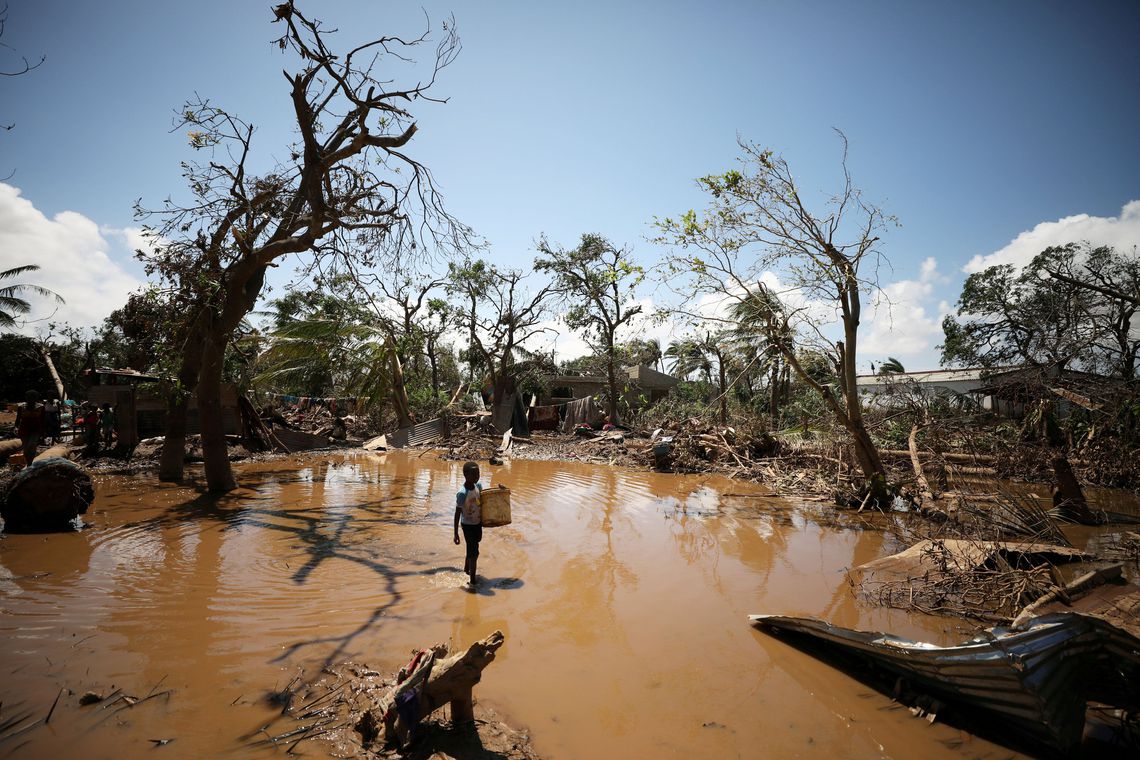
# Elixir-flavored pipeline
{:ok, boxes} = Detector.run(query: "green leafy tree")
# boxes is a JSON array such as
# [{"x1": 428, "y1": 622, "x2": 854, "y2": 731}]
[
  {"x1": 535, "y1": 233, "x2": 645, "y2": 421},
  {"x1": 941, "y1": 247, "x2": 1097, "y2": 372},
  {"x1": 97, "y1": 287, "x2": 188, "y2": 374},
  {"x1": 1041, "y1": 243, "x2": 1139, "y2": 380},
  {"x1": 655, "y1": 135, "x2": 893, "y2": 493}
]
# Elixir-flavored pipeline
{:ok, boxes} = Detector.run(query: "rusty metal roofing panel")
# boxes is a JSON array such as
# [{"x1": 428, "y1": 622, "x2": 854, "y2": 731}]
[{"x1": 385, "y1": 417, "x2": 450, "y2": 449}]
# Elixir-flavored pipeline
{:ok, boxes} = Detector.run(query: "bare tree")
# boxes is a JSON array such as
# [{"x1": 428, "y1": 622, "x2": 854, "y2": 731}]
[
  {"x1": 137, "y1": 2, "x2": 469, "y2": 491},
  {"x1": 1, "y1": 2, "x2": 45, "y2": 133},
  {"x1": 655, "y1": 134, "x2": 894, "y2": 498}
]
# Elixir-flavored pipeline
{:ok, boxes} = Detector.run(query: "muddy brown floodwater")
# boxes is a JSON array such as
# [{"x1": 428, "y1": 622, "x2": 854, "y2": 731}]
[{"x1": 2, "y1": 452, "x2": 1086, "y2": 758}]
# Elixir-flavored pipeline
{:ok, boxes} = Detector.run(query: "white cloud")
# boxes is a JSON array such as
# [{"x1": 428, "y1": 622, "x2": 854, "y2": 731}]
[
  {"x1": 861, "y1": 257, "x2": 949, "y2": 366},
  {"x1": 964, "y1": 200, "x2": 1140, "y2": 273},
  {"x1": 102, "y1": 225, "x2": 165, "y2": 259},
  {"x1": 0, "y1": 183, "x2": 144, "y2": 333},
  {"x1": 534, "y1": 296, "x2": 673, "y2": 364}
]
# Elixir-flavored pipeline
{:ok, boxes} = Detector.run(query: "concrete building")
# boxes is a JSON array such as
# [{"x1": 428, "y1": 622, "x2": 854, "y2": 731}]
[
  {"x1": 856, "y1": 365, "x2": 1109, "y2": 417},
  {"x1": 539, "y1": 364, "x2": 679, "y2": 408}
]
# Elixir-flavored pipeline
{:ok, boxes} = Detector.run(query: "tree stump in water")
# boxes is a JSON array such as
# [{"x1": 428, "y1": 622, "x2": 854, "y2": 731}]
[
  {"x1": 0, "y1": 456, "x2": 94, "y2": 532},
  {"x1": 373, "y1": 630, "x2": 505, "y2": 749},
  {"x1": 1052, "y1": 456, "x2": 1099, "y2": 525}
]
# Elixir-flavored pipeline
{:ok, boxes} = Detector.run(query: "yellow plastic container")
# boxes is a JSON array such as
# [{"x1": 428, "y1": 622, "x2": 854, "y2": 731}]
[{"x1": 480, "y1": 485, "x2": 512, "y2": 527}]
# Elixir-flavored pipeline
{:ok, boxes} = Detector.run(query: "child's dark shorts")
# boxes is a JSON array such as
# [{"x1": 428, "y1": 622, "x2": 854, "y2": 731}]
[{"x1": 461, "y1": 522, "x2": 482, "y2": 558}]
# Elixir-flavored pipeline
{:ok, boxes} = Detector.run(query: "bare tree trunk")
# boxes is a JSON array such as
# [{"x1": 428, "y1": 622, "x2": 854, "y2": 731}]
[
  {"x1": 848, "y1": 420, "x2": 884, "y2": 485},
  {"x1": 387, "y1": 335, "x2": 414, "y2": 428},
  {"x1": 159, "y1": 397, "x2": 191, "y2": 481},
  {"x1": 606, "y1": 344, "x2": 619, "y2": 422},
  {"x1": 768, "y1": 359, "x2": 780, "y2": 428},
  {"x1": 718, "y1": 360, "x2": 728, "y2": 425},
  {"x1": 39, "y1": 345, "x2": 67, "y2": 401},
  {"x1": 1052, "y1": 456, "x2": 1097, "y2": 524},
  {"x1": 198, "y1": 335, "x2": 236, "y2": 493},
  {"x1": 160, "y1": 316, "x2": 207, "y2": 482},
  {"x1": 428, "y1": 343, "x2": 440, "y2": 397}
]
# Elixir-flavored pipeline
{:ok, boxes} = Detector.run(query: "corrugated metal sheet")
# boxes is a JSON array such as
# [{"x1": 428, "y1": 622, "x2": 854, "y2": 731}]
[
  {"x1": 385, "y1": 417, "x2": 450, "y2": 449},
  {"x1": 271, "y1": 426, "x2": 333, "y2": 451},
  {"x1": 750, "y1": 612, "x2": 1140, "y2": 754}
]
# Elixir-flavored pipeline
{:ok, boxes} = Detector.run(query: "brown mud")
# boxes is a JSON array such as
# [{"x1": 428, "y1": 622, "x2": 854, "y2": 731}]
[{"x1": 1, "y1": 452, "x2": 1136, "y2": 758}]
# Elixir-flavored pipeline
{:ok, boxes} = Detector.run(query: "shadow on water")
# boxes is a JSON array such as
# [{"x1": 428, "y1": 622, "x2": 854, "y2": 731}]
[
  {"x1": 462, "y1": 577, "x2": 525, "y2": 596},
  {"x1": 105, "y1": 462, "x2": 474, "y2": 669}
]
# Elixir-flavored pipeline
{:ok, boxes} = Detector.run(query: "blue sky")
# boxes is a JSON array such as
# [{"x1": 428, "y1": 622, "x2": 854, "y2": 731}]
[{"x1": 2, "y1": 0, "x2": 1138, "y2": 370}]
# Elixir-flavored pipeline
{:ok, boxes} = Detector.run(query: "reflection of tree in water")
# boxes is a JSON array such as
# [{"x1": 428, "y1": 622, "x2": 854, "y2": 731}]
[
  {"x1": 523, "y1": 467, "x2": 637, "y2": 649},
  {"x1": 109, "y1": 460, "x2": 459, "y2": 671},
  {"x1": 703, "y1": 495, "x2": 792, "y2": 592},
  {"x1": 816, "y1": 523, "x2": 886, "y2": 627}
]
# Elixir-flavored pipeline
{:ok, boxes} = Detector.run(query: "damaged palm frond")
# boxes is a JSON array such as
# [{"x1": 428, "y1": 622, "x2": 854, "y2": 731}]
[
  {"x1": 250, "y1": 317, "x2": 394, "y2": 406},
  {"x1": 949, "y1": 477, "x2": 1072, "y2": 546}
]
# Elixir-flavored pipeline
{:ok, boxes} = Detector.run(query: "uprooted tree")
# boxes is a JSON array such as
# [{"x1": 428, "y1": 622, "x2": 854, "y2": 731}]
[
  {"x1": 655, "y1": 134, "x2": 894, "y2": 500},
  {"x1": 136, "y1": 2, "x2": 468, "y2": 491}
]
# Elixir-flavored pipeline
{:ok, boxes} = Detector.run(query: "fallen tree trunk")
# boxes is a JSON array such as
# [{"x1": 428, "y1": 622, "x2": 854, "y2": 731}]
[
  {"x1": 1, "y1": 456, "x2": 94, "y2": 531},
  {"x1": 879, "y1": 449, "x2": 996, "y2": 464},
  {"x1": 908, "y1": 424, "x2": 935, "y2": 507},
  {"x1": 38, "y1": 444, "x2": 74, "y2": 460}
]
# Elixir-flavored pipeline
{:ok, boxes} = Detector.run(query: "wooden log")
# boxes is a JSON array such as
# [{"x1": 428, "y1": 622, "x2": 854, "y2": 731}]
[
  {"x1": 1, "y1": 457, "x2": 94, "y2": 531},
  {"x1": 379, "y1": 630, "x2": 504, "y2": 747},
  {"x1": 879, "y1": 449, "x2": 996, "y2": 464},
  {"x1": 0, "y1": 438, "x2": 22, "y2": 463},
  {"x1": 38, "y1": 444, "x2": 74, "y2": 460},
  {"x1": 908, "y1": 424, "x2": 935, "y2": 507},
  {"x1": 1011, "y1": 564, "x2": 1123, "y2": 628}
]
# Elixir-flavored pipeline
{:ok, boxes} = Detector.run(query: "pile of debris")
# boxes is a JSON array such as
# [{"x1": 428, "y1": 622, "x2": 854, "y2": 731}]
[{"x1": 247, "y1": 631, "x2": 539, "y2": 759}]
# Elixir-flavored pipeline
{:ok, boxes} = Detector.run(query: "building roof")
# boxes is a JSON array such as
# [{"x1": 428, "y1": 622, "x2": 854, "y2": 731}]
[
  {"x1": 90, "y1": 367, "x2": 163, "y2": 382},
  {"x1": 625, "y1": 364, "x2": 679, "y2": 389},
  {"x1": 856, "y1": 366, "x2": 1019, "y2": 386},
  {"x1": 547, "y1": 364, "x2": 679, "y2": 389}
]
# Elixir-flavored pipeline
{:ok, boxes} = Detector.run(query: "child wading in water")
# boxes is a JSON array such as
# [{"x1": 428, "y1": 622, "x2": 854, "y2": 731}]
[{"x1": 453, "y1": 461, "x2": 483, "y2": 587}]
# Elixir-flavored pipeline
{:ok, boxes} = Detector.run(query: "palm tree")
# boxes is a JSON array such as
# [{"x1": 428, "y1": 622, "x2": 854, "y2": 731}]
[
  {"x1": 665, "y1": 338, "x2": 713, "y2": 383},
  {"x1": 877, "y1": 357, "x2": 906, "y2": 376},
  {"x1": 644, "y1": 338, "x2": 664, "y2": 372},
  {"x1": 0, "y1": 264, "x2": 63, "y2": 326},
  {"x1": 253, "y1": 315, "x2": 407, "y2": 421},
  {"x1": 729, "y1": 289, "x2": 793, "y2": 425}
]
